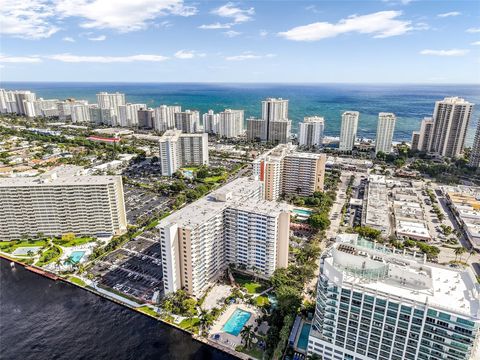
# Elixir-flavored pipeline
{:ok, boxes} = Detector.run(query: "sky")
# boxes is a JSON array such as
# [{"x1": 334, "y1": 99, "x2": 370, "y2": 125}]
[{"x1": 0, "y1": 0, "x2": 479, "y2": 83}]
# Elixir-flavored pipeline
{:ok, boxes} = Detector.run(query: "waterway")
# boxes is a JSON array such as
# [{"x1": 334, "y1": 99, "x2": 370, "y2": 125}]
[{"x1": 0, "y1": 258, "x2": 235, "y2": 360}]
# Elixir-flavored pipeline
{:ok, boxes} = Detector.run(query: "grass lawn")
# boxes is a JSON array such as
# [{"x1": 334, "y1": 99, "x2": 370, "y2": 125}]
[
  {"x1": 234, "y1": 273, "x2": 266, "y2": 294},
  {"x1": 181, "y1": 166, "x2": 200, "y2": 171},
  {"x1": 53, "y1": 237, "x2": 94, "y2": 247},
  {"x1": 0, "y1": 239, "x2": 47, "y2": 253},
  {"x1": 179, "y1": 317, "x2": 200, "y2": 331},
  {"x1": 235, "y1": 345, "x2": 263, "y2": 360},
  {"x1": 203, "y1": 174, "x2": 227, "y2": 183},
  {"x1": 36, "y1": 245, "x2": 62, "y2": 267},
  {"x1": 255, "y1": 295, "x2": 270, "y2": 307},
  {"x1": 68, "y1": 276, "x2": 86, "y2": 287},
  {"x1": 137, "y1": 306, "x2": 158, "y2": 318}
]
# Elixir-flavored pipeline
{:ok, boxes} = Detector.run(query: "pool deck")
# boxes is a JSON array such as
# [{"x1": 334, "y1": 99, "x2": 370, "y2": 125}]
[
  {"x1": 294, "y1": 320, "x2": 311, "y2": 354},
  {"x1": 209, "y1": 303, "x2": 261, "y2": 350}
]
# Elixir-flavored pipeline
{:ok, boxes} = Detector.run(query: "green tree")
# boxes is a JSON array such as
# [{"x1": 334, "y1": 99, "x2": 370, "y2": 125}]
[
  {"x1": 454, "y1": 247, "x2": 467, "y2": 262},
  {"x1": 240, "y1": 324, "x2": 255, "y2": 349},
  {"x1": 308, "y1": 213, "x2": 331, "y2": 230}
]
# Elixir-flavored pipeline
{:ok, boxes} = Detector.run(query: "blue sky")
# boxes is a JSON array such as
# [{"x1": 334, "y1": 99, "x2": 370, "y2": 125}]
[{"x1": 1, "y1": 0, "x2": 479, "y2": 83}]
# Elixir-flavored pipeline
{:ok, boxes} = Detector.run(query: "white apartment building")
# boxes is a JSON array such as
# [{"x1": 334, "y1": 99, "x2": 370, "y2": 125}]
[
  {"x1": 308, "y1": 238, "x2": 480, "y2": 360},
  {"x1": 417, "y1": 117, "x2": 434, "y2": 152},
  {"x1": 96, "y1": 92, "x2": 126, "y2": 125},
  {"x1": 158, "y1": 178, "x2": 290, "y2": 297},
  {"x1": 159, "y1": 130, "x2": 208, "y2": 176},
  {"x1": 429, "y1": 97, "x2": 474, "y2": 158},
  {"x1": 253, "y1": 144, "x2": 326, "y2": 200},
  {"x1": 218, "y1": 109, "x2": 244, "y2": 138},
  {"x1": 375, "y1": 112, "x2": 396, "y2": 154},
  {"x1": 339, "y1": 111, "x2": 359, "y2": 151},
  {"x1": 154, "y1": 105, "x2": 181, "y2": 132},
  {"x1": 0, "y1": 166, "x2": 127, "y2": 240},
  {"x1": 71, "y1": 104, "x2": 91, "y2": 123},
  {"x1": 14, "y1": 91, "x2": 36, "y2": 115},
  {"x1": 32, "y1": 98, "x2": 60, "y2": 118},
  {"x1": 118, "y1": 103, "x2": 146, "y2": 127},
  {"x1": 299, "y1": 116, "x2": 325, "y2": 148},
  {"x1": 174, "y1": 110, "x2": 201, "y2": 133},
  {"x1": 203, "y1": 110, "x2": 220, "y2": 134}
]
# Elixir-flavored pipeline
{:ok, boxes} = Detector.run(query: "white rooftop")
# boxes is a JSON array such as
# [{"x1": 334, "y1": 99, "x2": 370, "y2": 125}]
[{"x1": 325, "y1": 241, "x2": 480, "y2": 319}]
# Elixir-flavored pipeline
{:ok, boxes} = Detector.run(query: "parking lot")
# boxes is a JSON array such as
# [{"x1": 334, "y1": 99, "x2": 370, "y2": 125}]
[
  {"x1": 124, "y1": 184, "x2": 170, "y2": 224},
  {"x1": 89, "y1": 230, "x2": 164, "y2": 303}
]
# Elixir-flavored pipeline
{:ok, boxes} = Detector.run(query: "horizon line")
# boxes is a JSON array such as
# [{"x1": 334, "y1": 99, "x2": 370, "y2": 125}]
[{"x1": 1, "y1": 81, "x2": 479, "y2": 86}]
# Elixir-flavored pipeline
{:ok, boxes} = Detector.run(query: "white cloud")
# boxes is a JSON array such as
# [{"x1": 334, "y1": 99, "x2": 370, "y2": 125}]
[
  {"x1": 0, "y1": 54, "x2": 42, "y2": 63},
  {"x1": 437, "y1": 11, "x2": 461, "y2": 18},
  {"x1": 471, "y1": 41, "x2": 480, "y2": 46},
  {"x1": 211, "y1": 2, "x2": 254, "y2": 23},
  {"x1": 467, "y1": 27, "x2": 480, "y2": 33},
  {"x1": 198, "y1": 22, "x2": 232, "y2": 29},
  {"x1": 225, "y1": 52, "x2": 276, "y2": 61},
  {"x1": 0, "y1": 0, "x2": 59, "y2": 39},
  {"x1": 1, "y1": 0, "x2": 197, "y2": 39},
  {"x1": 278, "y1": 11, "x2": 412, "y2": 41},
  {"x1": 174, "y1": 50, "x2": 205, "y2": 59},
  {"x1": 224, "y1": 30, "x2": 241, "y2": 38},
  {"x1": 62, "y1": 36, "x2": 75, "y2": 42},
  {"x1": 88, "y1": 35, "x2": 106, "y2": 41},
  {"x1": 55, "y1": 0, "x2": 196, "y2": 32},
  {"x1": 420, "y1": 49, "x2": 469, "y2": 56},
  {"x1": 259, "y1": 30, "x2": 268, "y2": 37},
  {"x1": 47, "y1": 53, "x2": 169, "y2": 62}
]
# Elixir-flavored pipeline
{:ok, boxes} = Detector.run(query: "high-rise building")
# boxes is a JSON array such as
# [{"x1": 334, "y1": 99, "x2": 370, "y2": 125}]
[
  {"x1": 417, "y1": 117, "x2": 434, "y2": 152},
  {"x1": 137, "y1": 108, "x2": 154, "y2": 129},
  {"x1": 308, "y1": 237, "x2": 480, "y2": 360},
  {"x1": 247, "y1": 117, "x2": 266, "y2": 141},
  {"x1": 32, "y1": 98, "x2": 60, "y2": 118},
  {"x1": 375, "y1": 112, "x2": 396, "y2": 154},
  {"x1": 153, "y1": 105, "x2": 181, "y2": 132},
  {"x1": 469, "y1": 120, "x2": 480, "y2": 168},
  {"x1": 411, "y1": 131, "x2": 420, "y2": 151},
  {"x1": 339, "y1": 111, "x2": 359, "y2": 151},
  {"x1": 218, "y1": 109, "x2": 244, "y2": 138},
  {"x1": 253, "y1": 144, "x2": 326, "y2": 200},
  {"x1": 118, "y1": 103, "x2": 146, "y2": 127},
  {"x1": 174, "y1": 110, "x2": 200, "y2": 133},
  {"x1": 88, "y1": 105, "x2": 103, "y2": 125},
  {"x1": 96, "y1": 92, "x2": 126, "y2": 125},
  {"x1": 14, "y1": 91, "x2": 36, "y2": 115},
  {"x1": 71, "y1": 104, "x2": 90, "y2": 123},
  {"x1": 282, "y1": 152, "x2": 326, "y2": 196},
  {"x1": 203, "y1": 110, "x2": 220, "y2": 134},
  {"x1": 429, "y1": 97, "x2": 474, "y2": 158},
  {"x1": 262, "y1": 98, "x2": 291, "y2": 144},
  {"x1": 158, "y1": 178, "x2": 290, "y2": 297},
  {"x1": 159, "y1": 130, "x2": 209, "y2": 176},
  {"x1": 299, "y1": 116, "x2": 325, "y2": 148},
  {"x1": 0, "y1": 166, "x2": 127, "y2": 240}
]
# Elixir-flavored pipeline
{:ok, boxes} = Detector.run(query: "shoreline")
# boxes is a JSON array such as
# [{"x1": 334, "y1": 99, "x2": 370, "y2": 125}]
[{"x1": 0, "y1": 254, "x2": 247, "y2": 360}]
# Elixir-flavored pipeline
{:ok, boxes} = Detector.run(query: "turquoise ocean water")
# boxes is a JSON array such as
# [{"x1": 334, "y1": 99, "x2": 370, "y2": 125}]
[{"x1": 1, "y1": 82, "x2": 479, "y2": 145}]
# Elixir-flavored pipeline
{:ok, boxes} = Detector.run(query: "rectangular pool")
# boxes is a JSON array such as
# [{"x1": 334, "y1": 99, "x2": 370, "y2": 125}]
[
  {"x1": 222, "y1": 309, "x2": 251, "y2": 336},
  {"x1": 296, "y1": 323, "x2": 311, "y2": 351},
  {"x1": 292, "y1": 208, "x2": 313, "y2": 216}
]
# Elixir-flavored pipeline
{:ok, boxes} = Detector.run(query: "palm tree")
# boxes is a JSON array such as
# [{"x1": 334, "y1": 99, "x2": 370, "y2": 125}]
[
  {"x1": 454, "y1": 247, "x2": 467, "y2": 262},
  {"x1": 198, "y1": 309, "x2": 213, "y2": 336},
  {"x1": 240, "y1": 325, "x2": 255, "y2": 349},
  {"x1": 466, "y1": 249, "x2": 476, "y2": 263}
]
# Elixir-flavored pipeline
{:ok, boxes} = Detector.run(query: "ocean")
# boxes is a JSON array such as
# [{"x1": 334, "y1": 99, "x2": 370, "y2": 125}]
[
  {"x1": 1, "y1": 82, "x2": 479, "y2": 145},
  {"x1": 0, "y1": 259, "x2": 234, "y2": 360}
]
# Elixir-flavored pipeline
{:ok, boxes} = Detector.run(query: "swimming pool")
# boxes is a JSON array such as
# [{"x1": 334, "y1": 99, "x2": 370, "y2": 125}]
[
  {"x1": 292, "y1": 208, "x2": 313, "y2": 216},
  {"x1": 67, "y1": 251, "x2": 85, "y2": 264},
  {"x1": 222, "y1": 309, "x2": 251, "y2": 336},
  {"x1": 296, "y1": 323, "x2": 311, "y2": 351}
]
